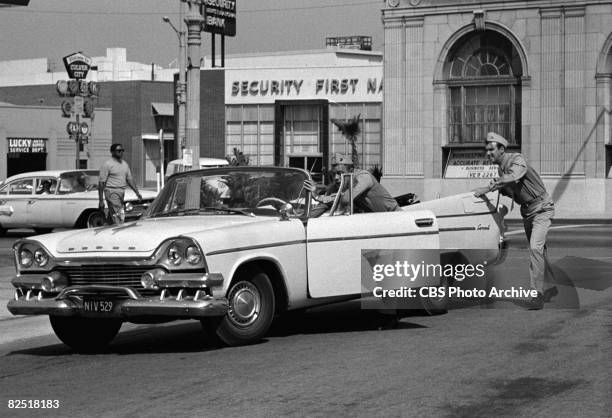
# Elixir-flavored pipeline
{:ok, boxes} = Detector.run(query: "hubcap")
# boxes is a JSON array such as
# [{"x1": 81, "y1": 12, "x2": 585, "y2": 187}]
[{"x1": 227, "y1": 281, "x2": 261, "y2": 327}]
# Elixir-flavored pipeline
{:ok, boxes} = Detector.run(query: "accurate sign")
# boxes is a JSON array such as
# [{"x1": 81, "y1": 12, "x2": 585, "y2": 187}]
[
  {"x1": 444, "y1": 149, "x2": 498, "y2": 179},
  {"x1": 7, "y1": 138, "x2": 47, "y2": 153},
  {"x1": 62, "y1": 52, "x2": 92, "y2": 80},
  {"x1": 203, "y1": 0, "x2": 236, "y2": 36}
]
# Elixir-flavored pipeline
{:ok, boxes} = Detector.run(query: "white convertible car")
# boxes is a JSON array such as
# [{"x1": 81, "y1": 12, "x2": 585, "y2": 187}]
[
  {"x1": 0, "y1": 170, "x2": 157, "y2": 235},
  {"x1": 7, "y1": 167, "x2": 506, "y2": 351}
]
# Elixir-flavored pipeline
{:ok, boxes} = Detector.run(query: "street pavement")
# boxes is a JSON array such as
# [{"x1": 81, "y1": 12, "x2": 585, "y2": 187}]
[{"x1": 0, "y1": 223, "x2": 610, "y2": 416}]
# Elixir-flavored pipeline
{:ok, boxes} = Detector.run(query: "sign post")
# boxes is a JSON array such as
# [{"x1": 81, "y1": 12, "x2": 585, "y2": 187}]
[{"x1": 57, "y1": 52, "x2": 97, "y2": 169}]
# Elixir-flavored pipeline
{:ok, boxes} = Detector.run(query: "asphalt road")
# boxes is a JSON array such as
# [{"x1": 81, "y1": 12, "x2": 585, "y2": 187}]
[{"x1": 0, "y1": 224, "x2": 610, "y2": 417}]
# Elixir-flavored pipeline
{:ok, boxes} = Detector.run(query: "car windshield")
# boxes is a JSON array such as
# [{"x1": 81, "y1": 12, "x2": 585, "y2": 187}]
[
  {"x1": 148, "y1": 168, "x2": 309, "y2": 218},
  {"x1": 58, "y1": 171, "x2": 99, "y2": 194}
]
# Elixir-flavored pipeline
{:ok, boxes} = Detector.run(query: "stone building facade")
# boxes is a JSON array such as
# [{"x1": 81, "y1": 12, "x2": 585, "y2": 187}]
[{"x1": 382, "y1": 0, "x2": 612, "y2": 217}]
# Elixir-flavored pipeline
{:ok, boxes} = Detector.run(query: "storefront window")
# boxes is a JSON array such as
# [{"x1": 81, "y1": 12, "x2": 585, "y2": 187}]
[
  {"x1": 225, "y1": 105, "x2": 275, "y2": 166},
  {"x1": 446, "y1": 31, "x2": 522, "y2": 145}
]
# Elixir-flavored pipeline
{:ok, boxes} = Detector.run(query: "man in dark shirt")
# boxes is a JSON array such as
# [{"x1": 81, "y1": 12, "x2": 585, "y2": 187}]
[{"x1": 474, "y1": 132, "x2": 557, "y2": 309}]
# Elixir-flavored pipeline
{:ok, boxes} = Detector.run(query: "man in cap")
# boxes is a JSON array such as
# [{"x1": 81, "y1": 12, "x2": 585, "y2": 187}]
[
  {"x1": 473, "y1": 132, "x2": 557, "y2": 310},
  {"x1": 305, "y1": 155, "x2": 400, "y2": 214}
]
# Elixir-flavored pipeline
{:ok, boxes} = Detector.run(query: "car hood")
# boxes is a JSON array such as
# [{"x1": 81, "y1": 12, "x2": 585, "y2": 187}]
[{"x1": 49, "y1": 215, "x2": 272, "y2": 255}]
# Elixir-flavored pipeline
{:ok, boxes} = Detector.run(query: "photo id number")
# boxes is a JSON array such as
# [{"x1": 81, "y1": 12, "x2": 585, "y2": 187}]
[{"x1": 7, "y1": 399, "x2": 60, "y2": 409}]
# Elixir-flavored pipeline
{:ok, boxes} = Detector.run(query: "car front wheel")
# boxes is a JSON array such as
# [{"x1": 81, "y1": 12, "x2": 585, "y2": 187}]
[
  {"x1": 202, "y1": 270, "x2": 275, "y2": 346},
  {"x1": 50, "y1": 316, "x2": 122, "y2": 353}
]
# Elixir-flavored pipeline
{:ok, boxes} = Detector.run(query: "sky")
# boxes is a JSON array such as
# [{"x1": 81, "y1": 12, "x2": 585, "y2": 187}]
[{"x1": 0, "y1": 0, "x2": 385, "y2": 70}]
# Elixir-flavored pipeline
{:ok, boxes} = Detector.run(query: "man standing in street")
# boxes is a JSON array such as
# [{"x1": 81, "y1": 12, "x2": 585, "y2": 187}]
[
  {"x1": 473, "y1": 132, "x2": 557, "y2": 310},
  {"x1": 99, "y1": 143, "x2": 142, "y2": 224}
]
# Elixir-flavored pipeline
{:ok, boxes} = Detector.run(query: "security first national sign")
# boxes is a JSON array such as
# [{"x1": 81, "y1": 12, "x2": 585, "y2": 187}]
[
  {"x1": 202, "y1": 0, "x2": 236, "y2": 36},
  {"x1": 444, "y1": 149, "x2": 498, "y2": 179},
  {"x1": 63, "y1": 52, "x2": 92, "y2": 80}
]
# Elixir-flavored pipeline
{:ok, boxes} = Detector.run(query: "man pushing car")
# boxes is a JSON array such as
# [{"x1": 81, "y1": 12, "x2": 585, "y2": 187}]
[{"x1": 473, "y1": 132, "x2": 557, "y2": 310}]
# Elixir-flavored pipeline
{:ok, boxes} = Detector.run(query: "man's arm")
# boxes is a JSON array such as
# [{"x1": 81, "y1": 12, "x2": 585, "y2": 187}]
[
  {"x1": 474, "y1": 156, "x2": 527, "y2": 197},
  {"x1": 98, "y1": 163, "x2": 108, "y2": 209},
  {"x1": 126, "y1": 167, "x2": 142, "y2": 200}
]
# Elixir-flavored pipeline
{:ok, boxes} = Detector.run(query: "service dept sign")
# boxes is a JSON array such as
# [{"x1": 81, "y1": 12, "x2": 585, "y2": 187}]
[
  {"x1": 62, "y1": 52, "x2": 92, "y2": 80},
  {"x1": 7, "y1": 138, "x2": 47, "y2": 153}
]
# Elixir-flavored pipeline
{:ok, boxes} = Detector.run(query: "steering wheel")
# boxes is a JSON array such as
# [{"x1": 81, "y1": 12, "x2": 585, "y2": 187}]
[{"x1": 255, "y1": 197, "x2": 288, "y2": 209}]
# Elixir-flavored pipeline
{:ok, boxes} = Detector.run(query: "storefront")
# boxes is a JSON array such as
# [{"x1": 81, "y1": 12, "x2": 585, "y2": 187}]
[
  {"x1": 222, "y1": 50, "x2": 383, "y2": 183},
  {"x1": 0, "y1": 103, "x2": 112, "y2": 182},
  {"x1": 382, "y1": 0, "x2": 612, "y2": 216}
]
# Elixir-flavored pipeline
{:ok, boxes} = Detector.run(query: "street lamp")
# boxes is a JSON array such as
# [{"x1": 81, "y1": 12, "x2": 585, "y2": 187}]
[{"x1": 162, "y1": 13, "x2": 186, "y2": 160}]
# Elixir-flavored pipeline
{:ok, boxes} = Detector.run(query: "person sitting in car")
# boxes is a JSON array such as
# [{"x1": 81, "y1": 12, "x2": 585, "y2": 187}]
[{"x1": 305, "y1": 155, "x2": 400, "y2": 216}]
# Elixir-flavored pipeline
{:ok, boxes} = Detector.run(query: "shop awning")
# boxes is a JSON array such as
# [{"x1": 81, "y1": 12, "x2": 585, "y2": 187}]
[{"x1": 151, "y1": 102, "x2": 174, "y2": 117}]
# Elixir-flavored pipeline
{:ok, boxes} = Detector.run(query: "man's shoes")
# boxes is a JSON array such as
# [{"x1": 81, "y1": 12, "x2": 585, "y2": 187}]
[
  {"x1": 527, "y1": 292, "x2": 544, "y2": 310},
  {"x1": 543, "y1": 286, "x2": 558, "y2": 303},
  {"x1": 378, "y1": 315, "x2": 400, "y2": 330}
]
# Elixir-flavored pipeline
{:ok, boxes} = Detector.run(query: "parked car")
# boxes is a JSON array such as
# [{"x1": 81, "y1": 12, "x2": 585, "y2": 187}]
[
  {"x1": 6, "y1": 166, "x2": 505, "y2": 351},
  {"x1": 0, "y1": 170, "x2": 157, "y2": 235},
  {"x1": 164, "y1": 157, "x2": 229, "y2": 180}
]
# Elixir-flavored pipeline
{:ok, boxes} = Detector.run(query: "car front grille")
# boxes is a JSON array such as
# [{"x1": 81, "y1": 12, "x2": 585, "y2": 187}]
[{"x1": 57, "y1": 265, "x2": 156, "y2": 295}]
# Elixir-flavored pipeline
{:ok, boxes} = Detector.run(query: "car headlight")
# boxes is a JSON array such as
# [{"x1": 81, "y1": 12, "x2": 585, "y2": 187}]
[
  {"x1": 167, "y1": 244, "x2": 183, "y2": 265},
  {"x1": 124, "y1": 202, "x2": 133, "y2": 212},
  {"x1": 19, "y1": 249, "x2": 34, "y2": 268},
  {"x1": 34, "y1": 248, "x2": 49, "y2": 267},
  {"x1": 159, "y1": 238, "x2": 205, "y2": 269},
  {"x1": 185, "y1": 246, "x2": 202, "y2": 265}
]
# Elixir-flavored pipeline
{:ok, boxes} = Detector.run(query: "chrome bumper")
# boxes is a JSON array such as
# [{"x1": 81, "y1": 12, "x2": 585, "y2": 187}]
[{"x1": 7, "y1": 271, "x2": 228, "y2": 319}]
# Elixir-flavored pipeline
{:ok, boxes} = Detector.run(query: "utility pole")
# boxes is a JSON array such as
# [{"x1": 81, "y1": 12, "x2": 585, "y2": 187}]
[
  {"x1": 184, "y1": 0, "x2": 204, "y2": 166},
  {"x1": 162, "y1": 1, "x2": 186, "y2": 160}
]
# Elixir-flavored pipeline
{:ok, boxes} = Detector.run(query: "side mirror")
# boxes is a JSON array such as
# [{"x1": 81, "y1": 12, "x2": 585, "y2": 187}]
[{"x1": 279, "y1": 203, "x2": 295, "y2": 221}]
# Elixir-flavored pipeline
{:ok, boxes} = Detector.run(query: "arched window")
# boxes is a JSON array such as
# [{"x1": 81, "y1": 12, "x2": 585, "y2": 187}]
[{"x1": 446, "y1": 31, "x2": 523, "y2": 145}]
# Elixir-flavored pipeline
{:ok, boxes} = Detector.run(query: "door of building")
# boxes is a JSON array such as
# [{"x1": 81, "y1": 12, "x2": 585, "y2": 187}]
[{"x1": 6, "y1": 153, "x2": 47, "y2": 177}]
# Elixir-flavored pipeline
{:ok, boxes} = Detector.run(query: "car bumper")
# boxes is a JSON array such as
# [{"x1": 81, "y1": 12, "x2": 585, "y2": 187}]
[
  {"x1": 7, "y1": 292, "x2": 228, "y2": 318},
  {"x1": 7, "y1": 271, "x2": 228, "y2": 319}
]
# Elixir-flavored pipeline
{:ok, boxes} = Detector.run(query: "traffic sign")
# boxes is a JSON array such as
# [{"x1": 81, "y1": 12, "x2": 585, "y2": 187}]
[
  {"x1": 66, "y1": 122, "x2": 79, "y2": 135},
  {"x1": 56, "y1": 80, "x2": 69, "y2": 96},
  {"x1": 61, "y1": 101, "x2": 73, "y2": 118},
  {"x1": 62, "y1": 52, "x2": 92, "y2": 80},
  {"x1": 79, "y1": 122, "x2": 89, "y2": 136},
  {"x1": 73, "y1": 96, "x2": 84, "y2": 115},
  {"x1": 88, "y1": 82, "x2": 99, "y2": 96}
]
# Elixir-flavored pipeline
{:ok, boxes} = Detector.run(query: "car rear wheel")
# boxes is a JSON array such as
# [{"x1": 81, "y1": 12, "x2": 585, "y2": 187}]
[
  {"x1": 86, "y1": 210, "x2": 106, "y2": 228},
  {"x1": 419, "y1": 275, "x2": 449, "y2": 315},
  {"x1": 50, "y1": 316, "x2": 122, "y2": 353},
  {"x1": 202, "y1": 270, "x2": 275, "y2": 346}
]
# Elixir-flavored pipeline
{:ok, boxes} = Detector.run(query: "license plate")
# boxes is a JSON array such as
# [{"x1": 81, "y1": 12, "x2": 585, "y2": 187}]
[{"x1": 83, "y1": 297, "x2": 114, "y2": 313}]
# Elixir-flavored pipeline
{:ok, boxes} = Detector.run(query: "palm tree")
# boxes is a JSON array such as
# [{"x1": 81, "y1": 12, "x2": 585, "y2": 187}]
[{"x1": 330, "y1": 114, "x2": 361, "y2": 168}]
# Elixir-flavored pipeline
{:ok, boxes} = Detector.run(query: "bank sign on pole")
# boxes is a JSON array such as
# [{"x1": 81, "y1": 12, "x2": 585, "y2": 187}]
[
  {"x1": 62, "y1": 52, "x2": 92, "y2": 80},
  {"x1": 202, "y1": 0, "x2": 236, "y2": 36}
]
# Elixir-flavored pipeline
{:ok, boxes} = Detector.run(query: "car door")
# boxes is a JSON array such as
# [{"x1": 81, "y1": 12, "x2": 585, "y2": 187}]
[
  {"x1": 0, "y1": 178, "x2": 34, "y2": 228},
  {"x1": 306, "y1": 209, "x2": 440, "y2": 298},
  {"x1": 27, "y1": 177, "x2": 61, "y2": 227},
  {"x1": 58, "y1": 172, "x2": 96, "y2": 226}
]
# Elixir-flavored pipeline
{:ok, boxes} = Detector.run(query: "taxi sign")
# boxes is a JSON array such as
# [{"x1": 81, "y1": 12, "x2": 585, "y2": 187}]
[{"x1": 63, "y1": 52, "x2": 92, "y2": 80}]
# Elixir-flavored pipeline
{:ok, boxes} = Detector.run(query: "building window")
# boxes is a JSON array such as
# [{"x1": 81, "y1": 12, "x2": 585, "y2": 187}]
[
  {"x1": 446, "y1": 31, "x2": 522, "y2": 145},
  {"x1": 225, "y1": 105, "x2": 274, "y2": 166}
]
